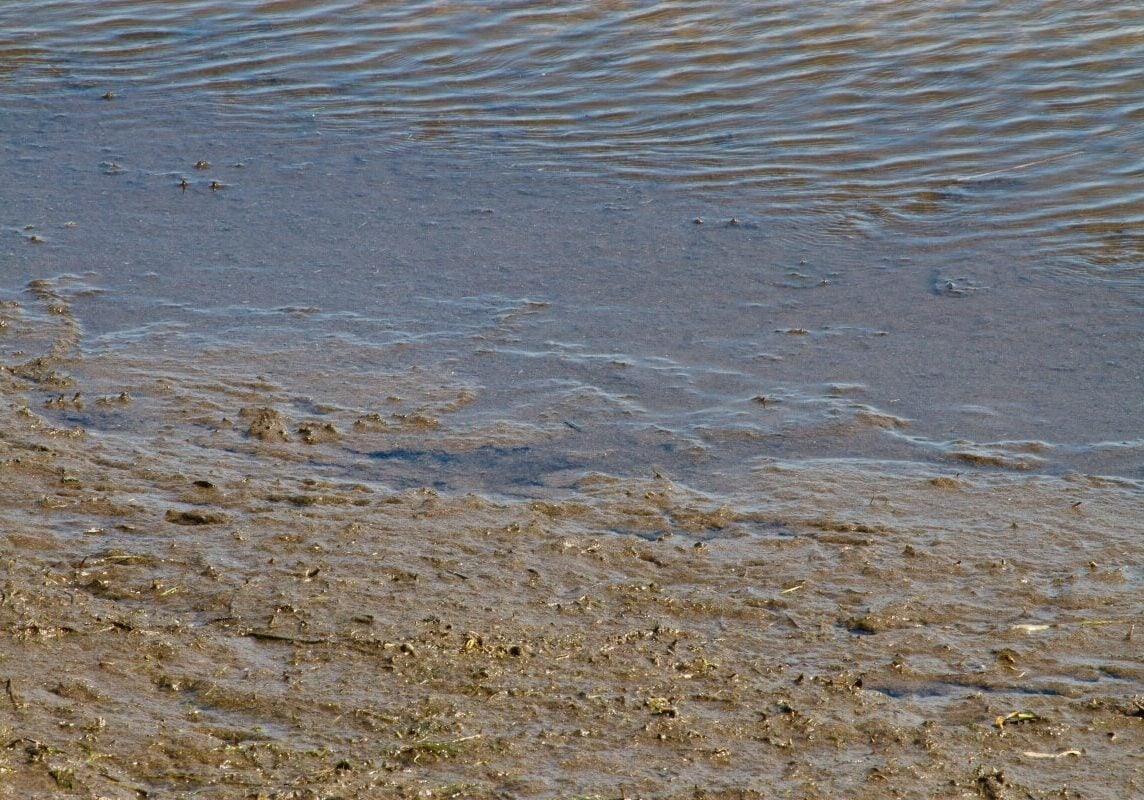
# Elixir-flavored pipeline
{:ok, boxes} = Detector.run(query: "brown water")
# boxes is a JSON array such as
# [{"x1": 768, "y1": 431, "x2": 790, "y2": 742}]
[{"x1": 1, "y1": 2, "x2": 1142, "y2": 798}]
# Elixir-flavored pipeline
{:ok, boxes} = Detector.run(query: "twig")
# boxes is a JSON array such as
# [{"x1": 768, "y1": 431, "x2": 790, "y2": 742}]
[{"x1": 244, "y1": 630, "x2": 328, "y2": 645}]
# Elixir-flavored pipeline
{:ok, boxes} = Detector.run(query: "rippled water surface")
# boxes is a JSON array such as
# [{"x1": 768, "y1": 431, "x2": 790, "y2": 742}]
[
  {"x1": 4, "y1": 0, "x2": 1144, "y2": 283},
  {"x1": 3, "y1": 0, "x2": 1142, "y2": 474},
  {"x1": 2, "y1": 1, "x2": 1141, "y2": 491}
]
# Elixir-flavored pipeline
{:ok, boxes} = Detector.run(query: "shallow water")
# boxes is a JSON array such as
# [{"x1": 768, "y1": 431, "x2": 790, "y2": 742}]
[
  {"x1": 3, "y1": 119, "x2": 1141, "y2": 485},
  {"x1": 5, "y1": 0, "x2": 1144, "y2": 286},
  {"x1": 1, "y1": 2, "x2": 1142, "y2": 798}
]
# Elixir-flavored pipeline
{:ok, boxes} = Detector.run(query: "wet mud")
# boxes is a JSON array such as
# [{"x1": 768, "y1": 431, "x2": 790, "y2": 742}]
[{"x1": 1, "y1": 279, "x2": 1141, "y2": 799}]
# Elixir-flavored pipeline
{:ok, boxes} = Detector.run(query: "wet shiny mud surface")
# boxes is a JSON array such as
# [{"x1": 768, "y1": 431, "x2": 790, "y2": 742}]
[{"x1": 0, "y1": 277, "x2": 1141, "y2": 799}]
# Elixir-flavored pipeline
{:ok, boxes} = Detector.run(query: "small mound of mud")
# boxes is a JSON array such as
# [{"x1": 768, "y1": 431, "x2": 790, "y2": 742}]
[{"x1": 239, "y1": 406, "x2": 291, "y2": 442}]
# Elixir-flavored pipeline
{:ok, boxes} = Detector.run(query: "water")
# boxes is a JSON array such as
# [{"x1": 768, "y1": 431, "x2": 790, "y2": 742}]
[
  {"x1": 5, "y1": 0, "x2": 1144, "y2": 284},
  {"x1": 3, "y1": 0, "x2": 1141, "y2": 486},
  {"x1": 1, "y1": 3, "x2": 1142, "y2": 798}
]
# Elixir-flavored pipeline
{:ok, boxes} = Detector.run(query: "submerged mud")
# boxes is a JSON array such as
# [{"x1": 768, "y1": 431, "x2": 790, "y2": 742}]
[{"x1": 1, "y1": 279, "x2": 1141, "y2": 799}]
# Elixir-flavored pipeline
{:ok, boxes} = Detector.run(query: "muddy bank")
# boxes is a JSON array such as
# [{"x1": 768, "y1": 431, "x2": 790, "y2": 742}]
[{"x1": 1, "y1": 280, "x2": 1141, "y2": 799}]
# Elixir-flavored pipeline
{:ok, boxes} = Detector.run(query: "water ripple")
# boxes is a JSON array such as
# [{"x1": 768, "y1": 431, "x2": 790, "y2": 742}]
[{"x1": 2, "y1": 0, "x2": 1142, "y2": 288}]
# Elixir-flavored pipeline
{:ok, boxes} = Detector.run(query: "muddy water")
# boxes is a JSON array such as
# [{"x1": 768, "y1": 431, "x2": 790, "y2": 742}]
[{"x1": 2, "y1": 2, "x2": 1144, "y2": 798}]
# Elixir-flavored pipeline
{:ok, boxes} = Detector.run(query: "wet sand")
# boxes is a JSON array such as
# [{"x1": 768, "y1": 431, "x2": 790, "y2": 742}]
[{"x1": 1, "y1": 279, "x2": 1141, "y2": 799}]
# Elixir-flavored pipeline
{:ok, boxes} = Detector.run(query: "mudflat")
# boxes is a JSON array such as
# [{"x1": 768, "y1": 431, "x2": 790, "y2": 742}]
[
  {"x1": 1, "y1": 280, "x2": 1140, "y2": 800},
  {"x1": 3, "y1": 5, "x2": 1143, "y2": 790}
]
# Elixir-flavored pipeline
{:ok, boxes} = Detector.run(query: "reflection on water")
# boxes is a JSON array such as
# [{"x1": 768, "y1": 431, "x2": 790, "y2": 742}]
[{"x1": 2, "y1": 0, "x2": 1143, "y2": 286}]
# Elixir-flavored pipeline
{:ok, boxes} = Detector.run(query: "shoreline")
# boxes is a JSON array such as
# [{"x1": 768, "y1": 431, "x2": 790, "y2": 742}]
[{"x1": 1, "y1": 280, "x2": 1140, "y2": 799}]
